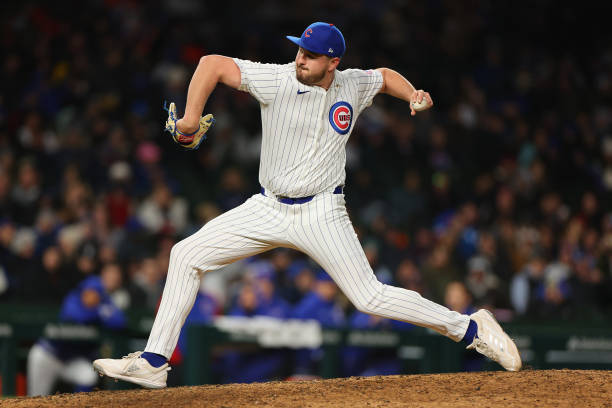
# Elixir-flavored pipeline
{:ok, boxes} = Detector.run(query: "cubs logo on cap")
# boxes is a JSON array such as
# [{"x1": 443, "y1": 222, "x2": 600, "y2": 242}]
[
  {"x1": 329, "y1": 101, "x2": 353, "y2": 135},
  {"x1": 286, "y1": 22, "x2": 346, "y2": 58}
]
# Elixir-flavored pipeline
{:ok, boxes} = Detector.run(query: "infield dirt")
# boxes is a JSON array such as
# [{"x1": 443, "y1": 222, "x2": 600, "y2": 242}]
[{"x1": 3, "y1": 369, "x2": 611, "y2": 407}]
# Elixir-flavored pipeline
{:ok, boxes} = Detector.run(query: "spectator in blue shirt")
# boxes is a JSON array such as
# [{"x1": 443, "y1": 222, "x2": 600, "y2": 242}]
[
  {"x1": 282, "y1": 259, "x2": 316, "y2": 305},
  {"x1": 291, "y1": 269, "x2": 346, "y2": 375},
  {"x1": 27, "y1": 269, "x2": 126, "y2": 396},
  {"x1": 292, "y1": 269, "x2": 345, "y2": 327},
  {"x1": 219, "y1": 264, "x2": 290, "y2": 384},
  {"x1": 249, "y1": 260, "x2": 290, "y2": 319},
  {"x1": 342, "y1": 271, "x2": 414, "y2": 377}
]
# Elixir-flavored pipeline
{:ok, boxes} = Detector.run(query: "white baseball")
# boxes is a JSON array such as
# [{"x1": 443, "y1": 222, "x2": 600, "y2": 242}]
[{"x1": 411, "y1": 99, "x2": 429, "y2": 111}]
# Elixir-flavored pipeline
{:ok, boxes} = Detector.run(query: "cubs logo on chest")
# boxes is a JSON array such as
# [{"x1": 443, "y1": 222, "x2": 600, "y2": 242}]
[{"x1": 329, "y1": 101, "x2": 353, "y2": 135}]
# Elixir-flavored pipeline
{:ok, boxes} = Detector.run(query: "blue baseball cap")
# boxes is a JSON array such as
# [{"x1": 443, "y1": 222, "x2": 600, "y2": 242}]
[{"x1": 286, "y1": 22, "x2": 346, "y2": 58}]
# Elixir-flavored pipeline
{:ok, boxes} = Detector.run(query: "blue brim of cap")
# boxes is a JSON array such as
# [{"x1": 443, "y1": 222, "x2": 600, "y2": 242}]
[{"x1": 286, "y1": 35, "x2": 320, "y2": 55}]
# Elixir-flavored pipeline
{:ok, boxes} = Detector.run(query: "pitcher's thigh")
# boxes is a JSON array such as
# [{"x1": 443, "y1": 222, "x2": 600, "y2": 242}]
[
  {"x1": 169, "y1": 195, "x2": 290, "y2": 273},
  {"x1": 290, "y1": 204, "x2": 380, "y2": 311},
  {"x1": 291, "y1": 200, "x2": 470, "y2": 339}
]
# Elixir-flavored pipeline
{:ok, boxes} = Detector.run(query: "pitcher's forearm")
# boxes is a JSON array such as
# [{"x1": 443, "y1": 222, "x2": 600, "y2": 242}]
[
  {"x1": 179, "y1": 55, "x2": 242, "y2": 133},
  {"x1": 376, "y1": 67, "x2": 416, "y2": 102},
  {"x1": 179, "y1": 56, "x2": 222, "y2": 132}
]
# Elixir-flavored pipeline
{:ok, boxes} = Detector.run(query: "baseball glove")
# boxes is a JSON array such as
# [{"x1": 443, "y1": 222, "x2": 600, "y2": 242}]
[{"x1": 164, "y1": 101, "x2": 215, "y2": 150}]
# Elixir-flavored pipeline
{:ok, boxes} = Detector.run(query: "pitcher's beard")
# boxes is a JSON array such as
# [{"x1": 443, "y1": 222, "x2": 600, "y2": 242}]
[{"x1": 296, "y1": 67, "x2": 326, "y2": 86}]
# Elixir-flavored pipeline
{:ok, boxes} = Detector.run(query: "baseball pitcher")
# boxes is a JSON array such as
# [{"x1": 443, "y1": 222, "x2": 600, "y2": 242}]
[{"x1": 94, "y1": 22, "x2": 521, "y2": 388}]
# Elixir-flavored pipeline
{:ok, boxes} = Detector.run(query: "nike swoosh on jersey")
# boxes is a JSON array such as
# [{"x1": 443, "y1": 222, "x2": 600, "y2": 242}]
[{"x1": 297, "y1": 90, "x2": 310, "y2": 95}]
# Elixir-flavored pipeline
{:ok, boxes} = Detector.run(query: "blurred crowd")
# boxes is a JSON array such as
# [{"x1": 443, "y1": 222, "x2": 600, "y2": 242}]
[{"x1": 1, "y1": 0, "x2": 612, "y2": 384}]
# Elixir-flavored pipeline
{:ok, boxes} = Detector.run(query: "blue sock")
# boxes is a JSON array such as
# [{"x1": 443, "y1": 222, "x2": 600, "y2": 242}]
[
  {"x1": 462, "y1": 319, "x2": 479, "y2": 345},
  {"x1": 141, "y1": 352, "x2": 168, "y2": 367}
]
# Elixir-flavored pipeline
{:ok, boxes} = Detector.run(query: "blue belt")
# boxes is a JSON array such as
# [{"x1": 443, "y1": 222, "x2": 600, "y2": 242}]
[{"x1": 261, "y1": 185, "x2": 343, "y2": 205}]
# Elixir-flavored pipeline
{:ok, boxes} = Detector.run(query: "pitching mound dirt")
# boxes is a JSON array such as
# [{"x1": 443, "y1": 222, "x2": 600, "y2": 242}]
[{"x1": 4, "y1": 369, "x2": 611, "y2": 407}]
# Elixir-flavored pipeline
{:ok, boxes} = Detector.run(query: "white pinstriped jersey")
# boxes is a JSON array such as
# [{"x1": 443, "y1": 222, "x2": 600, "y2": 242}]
[{"x1": 233, "y1": 58, "x2": 383, "y2": 197}]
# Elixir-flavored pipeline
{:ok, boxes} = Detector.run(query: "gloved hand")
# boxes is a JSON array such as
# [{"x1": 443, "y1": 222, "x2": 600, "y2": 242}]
[{"x1": 164, "y1": 101, "x2": 215, "y2": 150}]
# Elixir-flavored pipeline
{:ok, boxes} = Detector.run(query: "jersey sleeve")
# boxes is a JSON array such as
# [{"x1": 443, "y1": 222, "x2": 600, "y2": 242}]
[
  {"x1": 232, "y1": 58, "x2": 282, "y2": 105},
  {"x1": 345, "y1": 68, "x2": 384, "y2": 112}
]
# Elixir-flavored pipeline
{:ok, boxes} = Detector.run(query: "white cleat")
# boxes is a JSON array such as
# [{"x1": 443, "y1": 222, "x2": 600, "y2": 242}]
[
  {"x1": 93, "y1": 351, "x2": 170, "y2": 389},
  {"x1": 467, "y1": 309, "x2": 522, "y2": 371}
]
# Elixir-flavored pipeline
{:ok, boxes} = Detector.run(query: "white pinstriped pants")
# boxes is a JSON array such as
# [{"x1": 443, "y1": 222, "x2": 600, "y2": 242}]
[{"x1": 145, "y1": 191, "x2": 470, "y2": 358}]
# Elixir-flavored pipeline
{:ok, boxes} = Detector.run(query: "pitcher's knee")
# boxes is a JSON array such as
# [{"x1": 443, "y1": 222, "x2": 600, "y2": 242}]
[
  {"x1": 352, "y1": 297, "x2": 372, "y2": 314},
  {"x1": 169, "y1": 237, "x2": 200, "y2": 266},
  {"x1": 169, "y1": 240, "x2": 186, "y2": 263},
  {"x1": 349, "y1": 283, "x2": 385, "y2": 315},
  {"x1": 169, "y1": 236, "x2": 215, "y2": 276}
]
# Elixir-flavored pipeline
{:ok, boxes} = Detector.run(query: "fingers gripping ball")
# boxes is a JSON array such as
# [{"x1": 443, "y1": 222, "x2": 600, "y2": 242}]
[
  {"x1": 164, "y1": 102, "x2": 215, "y2": 150},
  {"x1": 411, "y1": 99, "x2": 429, "y2": 112}
]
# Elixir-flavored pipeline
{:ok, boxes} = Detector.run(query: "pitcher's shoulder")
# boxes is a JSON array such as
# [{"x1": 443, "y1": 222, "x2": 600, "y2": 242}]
[
  {"x1": 278, "y1": 61, "x2": 297, "y2": 75},
  {"x1": 339, "y1": 68, "x2": 380, "y2": 78}
]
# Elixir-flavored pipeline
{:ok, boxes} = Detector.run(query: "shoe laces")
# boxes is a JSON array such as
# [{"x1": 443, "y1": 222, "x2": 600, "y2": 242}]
[
  {"x1": 471, "y1": 329, "x2": 506, "y2": 360},
  {"x1": 121, "y1": 351, "x2": 172, "y2": 372},
  {"x1": 472, "y1": 337, "x2": 494, "y2": 357},
  {"x1": 122, "y1": 351, "x2": 144, "y2": 359}
]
